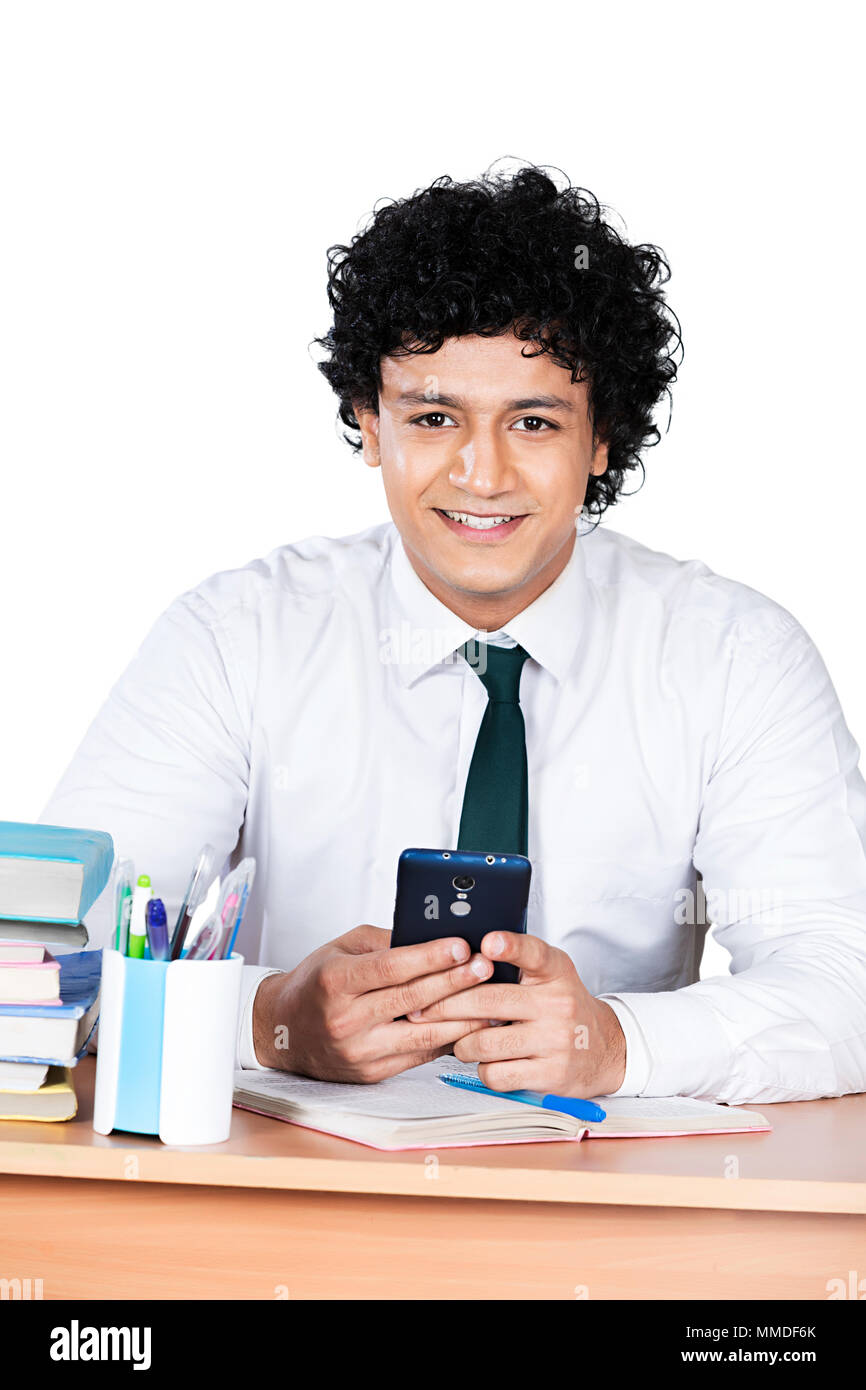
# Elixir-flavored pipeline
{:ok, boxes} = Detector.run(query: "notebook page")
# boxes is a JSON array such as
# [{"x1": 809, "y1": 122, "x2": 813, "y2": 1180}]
[
  {"x1": 234, "y1": 1059, "x2": 524, "y2": 1121},
  {"x1": 594, "y1": 1095, "x2": 762, "y2": 1121}
]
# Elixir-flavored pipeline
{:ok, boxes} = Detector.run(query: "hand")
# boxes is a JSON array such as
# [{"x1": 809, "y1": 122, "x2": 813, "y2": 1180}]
[
  {"x1": 251, "y1": 924, "x2": 492, "y2": 1082},
  {"x1": 407, "y1": 931, "x2": 627, "y2": 1097}
]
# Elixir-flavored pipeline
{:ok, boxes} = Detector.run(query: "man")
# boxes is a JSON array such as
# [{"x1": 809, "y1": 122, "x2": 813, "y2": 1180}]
[{"x1": 41, "y1": 166, "x2": 866, "y2": 1103}]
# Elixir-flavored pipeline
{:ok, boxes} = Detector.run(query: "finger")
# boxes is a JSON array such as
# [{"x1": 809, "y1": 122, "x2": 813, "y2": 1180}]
[
  {"x1": 407, "y1": 981, "x2": 542, "y2": 1023},
  {"x1": 335, "y1": 923, "x2": 393, "y2": 954},
  {"x1": 383, "y1": 1018, "x2": 488, "y2": 1055},
  {"x1": 367, "y1": 953, "x2": 494, "y2": 1024},
  {"x1": 335, "y1": 1018, "x2": 480, "y2": 1068},
  {"x1": 481, "y1": 930, "x2": 556, "y2": 979},
  {"x1": 338, "y1": 935, "x2": 473, "y2": 996},
  {"x1": 452, "y1": 1024, "x2": 537, "y2": 1064},
  {"x1": 357, "y1": 1045, "x2": 457, "y2": 1084},
  {"x1": 477, "y1": 1058, "x2": 563, "y2": 1093}
]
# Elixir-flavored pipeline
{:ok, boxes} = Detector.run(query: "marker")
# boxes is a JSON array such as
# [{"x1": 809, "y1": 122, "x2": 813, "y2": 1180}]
[
  {"x1": 127, "y1": 874, "x2": 152, "y2": 958},
  {"x1": 438, "y1": 1071, "x2": 607, "y2": 1124},
  {"x1": 113, "y1": 859, "x2": 134, "y2": 953},
  {"x1": 145, "y1": 897, "x2": 170, "y2": 961}
]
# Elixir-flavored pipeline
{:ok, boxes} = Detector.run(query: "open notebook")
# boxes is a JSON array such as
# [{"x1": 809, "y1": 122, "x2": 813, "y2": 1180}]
[{"x1": 233, "y1": 1058, "x2": 771, "y2": 1151}]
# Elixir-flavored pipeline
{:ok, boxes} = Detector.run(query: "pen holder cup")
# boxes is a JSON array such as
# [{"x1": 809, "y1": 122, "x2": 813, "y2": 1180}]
[{"x1": 93, "y1": 947, "x2": 244, "y2": 1145}]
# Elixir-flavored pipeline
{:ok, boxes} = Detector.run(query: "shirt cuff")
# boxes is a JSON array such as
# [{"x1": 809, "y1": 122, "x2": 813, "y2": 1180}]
[
  {"x1": 236, "y1": 965, "x2": 283, "y2": 1070},
  {"x1": 597, "y1": 995, "x2": 653, "y2": 1096},
  {"x1": 599, "y1": 988, "x2": 733, "y2": 1098}
]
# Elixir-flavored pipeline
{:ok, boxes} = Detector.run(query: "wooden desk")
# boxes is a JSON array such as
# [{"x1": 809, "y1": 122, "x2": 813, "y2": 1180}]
[{"x1": 0, "y1": 1058, "x2": 864, "y2": 1299}]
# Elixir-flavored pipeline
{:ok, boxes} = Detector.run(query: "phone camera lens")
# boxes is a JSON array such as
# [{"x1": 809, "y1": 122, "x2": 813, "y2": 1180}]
[{"x1": 452, "y1": 874, "x2": 475, "y2": 891}]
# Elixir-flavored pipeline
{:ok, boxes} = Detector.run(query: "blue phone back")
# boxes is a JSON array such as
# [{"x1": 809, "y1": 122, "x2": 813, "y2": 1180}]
[{"x1": 392, "y1": 848, "x2": 531, "y2": 985}]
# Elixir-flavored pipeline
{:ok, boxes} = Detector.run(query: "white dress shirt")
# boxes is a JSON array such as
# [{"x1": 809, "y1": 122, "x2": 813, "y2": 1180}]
[{"x1": 40, "y1": 519, "x2": 866, "y2": 1103}]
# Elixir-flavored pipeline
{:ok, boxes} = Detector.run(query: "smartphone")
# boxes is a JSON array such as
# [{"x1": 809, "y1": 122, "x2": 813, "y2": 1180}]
[{"x1": 391, "y1": 847, "x2": 531, "y2": 985}]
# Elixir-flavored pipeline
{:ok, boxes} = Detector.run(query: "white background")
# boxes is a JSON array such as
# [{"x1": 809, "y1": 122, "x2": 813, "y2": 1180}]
[{"x1": 1, "y1": 2, "x2": 863, "y2": 978}]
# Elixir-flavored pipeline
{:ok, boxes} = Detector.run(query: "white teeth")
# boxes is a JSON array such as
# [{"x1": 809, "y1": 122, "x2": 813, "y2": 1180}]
[{"x1": 442, "y1": 511, "x2": 514, "y2": 529}]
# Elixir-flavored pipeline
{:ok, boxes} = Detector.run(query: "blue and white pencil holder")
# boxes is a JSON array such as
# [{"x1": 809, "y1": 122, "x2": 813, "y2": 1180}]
[{"x1": 93, "y1": 947, "x2": 244, "y2": 1145}]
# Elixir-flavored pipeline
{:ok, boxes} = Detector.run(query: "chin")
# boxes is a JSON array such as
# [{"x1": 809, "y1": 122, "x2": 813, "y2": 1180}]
[
  {"x1": 434, "y1": 557, "x2": 535, "y2": 598},
  {"x1": 404, "y1": 520, "x2": 560, "y2": 600}
]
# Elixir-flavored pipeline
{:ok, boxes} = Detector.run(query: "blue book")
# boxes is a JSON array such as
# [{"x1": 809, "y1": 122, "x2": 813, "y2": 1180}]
[
  {"x1": 0, "y1": 821, "x2": 114, "y2": 925},
  {"x1": 0, "y1": 950, "x2": 102, "y2": 1066}
]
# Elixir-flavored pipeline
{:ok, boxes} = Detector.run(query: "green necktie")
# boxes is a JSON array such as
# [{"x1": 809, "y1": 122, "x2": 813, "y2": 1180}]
[{"x1": 456, "y1": 640, "x2": 530, "y2": 856}]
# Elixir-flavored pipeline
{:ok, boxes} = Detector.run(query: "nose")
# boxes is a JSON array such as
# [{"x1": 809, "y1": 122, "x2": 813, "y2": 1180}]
[{"x1": 447, "y1": 423, "x2": 520, "y2": 497}]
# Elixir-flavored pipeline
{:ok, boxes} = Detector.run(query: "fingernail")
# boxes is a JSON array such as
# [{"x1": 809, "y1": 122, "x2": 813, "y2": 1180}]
[
  {"x1": 471, "y1": 956, "x2": 490, "y2": 977},
  {"x1": 407, "y1": 1010, "x2": 423, "y2": 1021},
  {"x1": 452, "y1": 941, "x2": 469, "y2": 961},
  {"x1": 487, "y1": 933, "x2": 504, "y2": 956}
]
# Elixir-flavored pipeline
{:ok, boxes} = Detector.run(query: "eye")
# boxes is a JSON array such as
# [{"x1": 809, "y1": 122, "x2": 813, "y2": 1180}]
[
  {"x1": 512, "y1": 416, "x2": 557, "y2": 432},
  {"x1": 410, "y1": 412, "x2": 457, "y2": 429}
]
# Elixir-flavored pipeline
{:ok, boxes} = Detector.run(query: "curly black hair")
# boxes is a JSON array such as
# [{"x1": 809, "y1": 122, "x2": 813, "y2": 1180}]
[{"x1": 315, "y1": 164, "x2": 682, "y2": 517}]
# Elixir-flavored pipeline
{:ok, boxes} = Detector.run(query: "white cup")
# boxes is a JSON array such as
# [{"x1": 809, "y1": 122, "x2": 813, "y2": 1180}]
[{"x1": 94, "y1": 948, "x2": 244, "y2": 1145}]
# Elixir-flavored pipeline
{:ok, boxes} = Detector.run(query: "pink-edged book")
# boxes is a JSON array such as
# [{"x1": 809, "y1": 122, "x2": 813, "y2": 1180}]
[{"x1": 0, "y1": 948, "x2": 62, "y2": 1005}]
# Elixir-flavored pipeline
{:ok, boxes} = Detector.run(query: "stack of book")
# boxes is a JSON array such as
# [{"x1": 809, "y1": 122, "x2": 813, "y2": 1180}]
[{"x1": 0, "y1": 821, "x2": 112, "y2": 1121}]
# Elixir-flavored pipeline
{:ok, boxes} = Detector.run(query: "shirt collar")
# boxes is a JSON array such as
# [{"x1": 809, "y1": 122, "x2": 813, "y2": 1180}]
[{"x1": 385, "y1": 524, "x2": 590, "y2": 688}]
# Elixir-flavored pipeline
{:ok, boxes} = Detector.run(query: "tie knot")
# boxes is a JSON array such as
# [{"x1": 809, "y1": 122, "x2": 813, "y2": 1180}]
[{"x1": 460, "y1": 640, "x2": 529, "y2": 703}]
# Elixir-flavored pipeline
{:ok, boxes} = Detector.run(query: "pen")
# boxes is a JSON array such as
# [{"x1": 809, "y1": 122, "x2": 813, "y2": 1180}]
[
  {"x1": 186, "y1": 858, "x2": 255, "y2": 960},
  {"x1": 438, "y1": 1071, "x2": 607, "y2": 1124},
  {"x1": 184, "y1": 905, "x2": 224, "y2": 961},
  {"x1": 170, "y1": 844, "x2": 217, "y2": 960},
  {"x1": 113, "y1": 859, "x2": 134, "y2": 953},
  {"x1": 223, "y1": 879, "x2": 250, "y2": 959},
  {"x1": 209, "y1": 891, "x2": 239, "y2": 959},
  {"x1": 145, "y1": 897, "x2": 170, "y2": 961},
  {"x1": 127, "y1": 874, "x2": 152, "y2": 959},
  {"x1": 221, "y1": 859, "x2": 256, "y2": 959}
]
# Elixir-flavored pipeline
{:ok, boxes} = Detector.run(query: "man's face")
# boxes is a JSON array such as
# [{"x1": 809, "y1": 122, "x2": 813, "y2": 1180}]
[{"x1": 355, "y1": 332, "x2": 608, "y2": 617}]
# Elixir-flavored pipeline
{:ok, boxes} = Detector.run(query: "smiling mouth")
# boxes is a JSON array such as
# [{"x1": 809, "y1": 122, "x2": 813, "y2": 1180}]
[{"x1": 435, "y1": 508, "x2": 527, "y2": 532}]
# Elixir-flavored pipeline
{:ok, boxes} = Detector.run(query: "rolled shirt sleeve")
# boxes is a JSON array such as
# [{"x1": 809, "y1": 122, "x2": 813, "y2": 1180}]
[
  {"x1": 236, "y1": 968, "x2": 283, "y2": 1069},
  {"x1": 602, "y1": 610, "x2": 866, "y2": 1103},
  {"x1": 597, "y1": 996, "x2": 653, "y2": 1096}
]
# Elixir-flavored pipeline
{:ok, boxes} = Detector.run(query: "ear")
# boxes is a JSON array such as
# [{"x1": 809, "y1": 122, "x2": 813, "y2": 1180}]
[
  {"x1": 589, "y1": 434, "x2": 609, "y2": 477},
  {"x1": 354, "y1": 404, "x2": 381, "y2": 469}
]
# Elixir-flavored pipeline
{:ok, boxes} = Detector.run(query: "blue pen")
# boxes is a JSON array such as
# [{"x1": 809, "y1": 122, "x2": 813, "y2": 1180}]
[
  {"x1": 221, "y1": 858, "x2": 256, "y2": 959},
  {"x1": 223, "y1": 880, "x2": 250, "y2": 960},
  {"x1": 145, "y1": 897, "x2": 170, "y2": 962},
  {"x1": 438, "y1": 1071, "x2": 607, "y2": 1124}
]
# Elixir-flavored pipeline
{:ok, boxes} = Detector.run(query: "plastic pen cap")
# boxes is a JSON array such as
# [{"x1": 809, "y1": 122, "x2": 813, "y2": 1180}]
[
  {"x1": 127, "y1": 874, "x2": 153, "y2": 958},
  {"x1": 185, "y1": 846, "x2": 218, "y2": 915},
  {"x1": 145, "y1": 897, "x2": 167, "y2": 928},
  {"x1": 113, "y1": 858, "x2": 135, "y2": 952},
  {"x1": 145, "y1": 896, "x2": 170, "y2": 961},
  {"x1": 171, "y1": 844, "x2": 218, "y2": 955}
]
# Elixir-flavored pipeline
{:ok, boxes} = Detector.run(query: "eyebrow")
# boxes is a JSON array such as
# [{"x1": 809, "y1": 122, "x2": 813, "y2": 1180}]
[{"x1": 394, "y1": 391, "x2": 577, "y2": 412}]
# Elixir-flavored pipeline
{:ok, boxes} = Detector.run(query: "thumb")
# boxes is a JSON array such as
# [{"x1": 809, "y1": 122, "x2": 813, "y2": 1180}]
[{"x1": 481, "y1": 930, "x2": 559, "y2": 981}]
